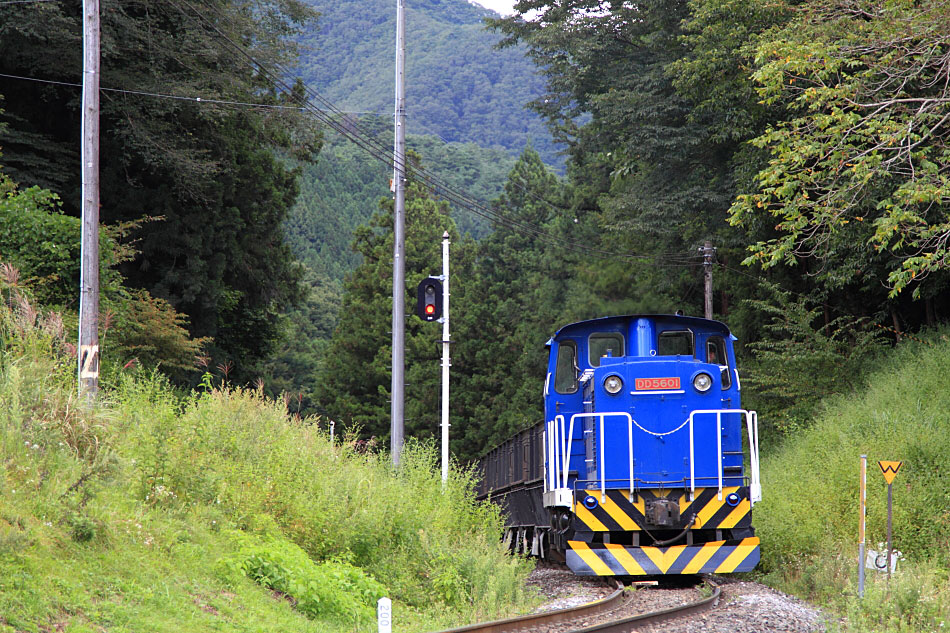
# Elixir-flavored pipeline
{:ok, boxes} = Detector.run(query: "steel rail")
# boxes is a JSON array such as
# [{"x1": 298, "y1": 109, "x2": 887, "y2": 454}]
[
  {"x1": 430, "y1": 580, "x2": 626, "y2": 633},
  {"x1": 430, "y1": 579, "x2": 721, "y2": 633},
  {"x1": 570, "y1": 580, "x2": 721, "y2": 633}
]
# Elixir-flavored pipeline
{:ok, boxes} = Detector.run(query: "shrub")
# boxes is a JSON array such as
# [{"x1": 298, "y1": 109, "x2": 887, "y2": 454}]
[{"x1": 219, "y1": 533, "x2": 386, "y2": 624}]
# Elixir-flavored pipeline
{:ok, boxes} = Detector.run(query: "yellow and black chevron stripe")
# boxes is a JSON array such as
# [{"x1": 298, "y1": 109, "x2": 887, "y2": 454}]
[
  {"x1": 572, "y1": 487, "x2": 752, "y2": 532},
  {"x1": 566, "y1": 537, "x2": 761, "y2": 576}
]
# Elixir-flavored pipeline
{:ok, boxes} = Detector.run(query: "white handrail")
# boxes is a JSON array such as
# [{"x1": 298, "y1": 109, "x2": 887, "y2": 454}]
[
  {"x1": 546, "y1": 408, "x2": 761, "y2": 507},
  {"x1": 688, "y1": 409, "x2": 760, "y2": 504},
  {"x1": 567, "y1": 412, "x2": 634, "y2": 502}
]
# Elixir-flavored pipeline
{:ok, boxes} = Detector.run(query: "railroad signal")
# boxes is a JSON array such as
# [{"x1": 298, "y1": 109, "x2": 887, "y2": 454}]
[{"x1": 415, "y1": 277, "x2": 442, "y2": 321}]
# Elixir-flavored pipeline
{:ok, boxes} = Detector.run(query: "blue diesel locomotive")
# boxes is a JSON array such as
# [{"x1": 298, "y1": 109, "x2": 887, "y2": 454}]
[{"x1": 477, "y1": 314, "x2": 762, "y2": 576}]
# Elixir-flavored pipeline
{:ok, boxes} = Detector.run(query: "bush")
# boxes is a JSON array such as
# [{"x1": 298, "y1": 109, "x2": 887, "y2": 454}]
[
  {"x1": 115, "y1": 381, "x2": 531, "y2": 616},
  {"x1": 219, "y1": 533, "x2": 386, "y2": 624}
]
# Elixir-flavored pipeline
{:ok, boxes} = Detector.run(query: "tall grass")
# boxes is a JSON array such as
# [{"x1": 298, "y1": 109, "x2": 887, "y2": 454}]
[
  {"x1": 756, "y1": 329, "x2": 950, "y2": 631},
  {"x1": 0, "y1": 281, "x2": 533, "y2": 632}
]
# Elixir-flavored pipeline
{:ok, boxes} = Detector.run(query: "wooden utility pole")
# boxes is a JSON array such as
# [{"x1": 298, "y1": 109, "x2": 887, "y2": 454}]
[
  {"x1": 391, "y1": 0, "x2": 407, "y2": 465},
  {"x1": 702, "y1": 241, "x2": 715, "y2": 320},
  {"x1": 79, "y1": 0, "x2": 100, "y2": 400}
]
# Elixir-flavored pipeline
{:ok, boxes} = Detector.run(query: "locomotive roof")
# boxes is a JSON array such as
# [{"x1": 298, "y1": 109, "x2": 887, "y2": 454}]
[{"x1": 550, "y1": 314, "x2": 731, "y2": 341}]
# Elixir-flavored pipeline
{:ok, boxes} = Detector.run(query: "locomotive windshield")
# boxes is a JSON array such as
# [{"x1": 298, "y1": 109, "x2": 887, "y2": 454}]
[
  {"x1": 554, "y1": 341, "x2": 578, "y2": 393},
  {"x1": 589, "y1": 333, "x2": 624, "y2": 366},
  {"x1": 657, "y1": 330, "x2": 693, "y2": 356},
  {"x1": 707, "y1": 335, "x2": 732, "y2": 388}
]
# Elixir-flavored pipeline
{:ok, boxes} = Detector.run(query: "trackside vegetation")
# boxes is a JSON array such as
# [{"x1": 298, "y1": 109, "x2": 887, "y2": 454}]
[
  {"x1": 0, "y1": 278, "x2": 534, "y2": 633},
  {"x1": 756, "y1": 329, "x2": 950, "y2": 631}
]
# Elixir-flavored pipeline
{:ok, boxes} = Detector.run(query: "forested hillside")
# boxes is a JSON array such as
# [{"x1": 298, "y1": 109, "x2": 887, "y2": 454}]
[
  {"x1": 296, "y1": 0, "x2": 557, "y2": 164},
  {"x1": 285, "y1": 120, "x2": 516, "y2": 282}
]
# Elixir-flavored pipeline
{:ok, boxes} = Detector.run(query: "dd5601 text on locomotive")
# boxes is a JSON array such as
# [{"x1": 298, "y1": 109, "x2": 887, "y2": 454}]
[{"x1": 477, "y1": 314, "x2": 762, "y2": 576}]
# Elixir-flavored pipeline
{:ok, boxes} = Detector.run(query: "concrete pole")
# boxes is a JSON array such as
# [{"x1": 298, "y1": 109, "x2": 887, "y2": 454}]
[
  {"x1": 441, "y1": 232, "x2": 450, "y2": 487},
  {"x1": 79, "y1": 0, "x2": 101, "y2": 401},
  {"x1": 391, "y1": 0, "x2": 407, "y2": 466}
]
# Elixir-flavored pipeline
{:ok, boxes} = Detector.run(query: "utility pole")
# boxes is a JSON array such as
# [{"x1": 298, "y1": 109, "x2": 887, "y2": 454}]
[
  {"x1": 79, "y1": 0, "x2": 100, "y2": 400},
  {"x1": 391, "y1": 0, "x2": 407, "y2": 466},
  {"x1": 440, "y1": 231, "x2": 450, "y2": 487},
  {"x1": 701, "y1": 241, "x2": 715, "y2": 320}
]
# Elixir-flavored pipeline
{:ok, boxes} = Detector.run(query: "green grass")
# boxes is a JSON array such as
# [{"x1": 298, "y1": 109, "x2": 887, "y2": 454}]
[
  {"x1": 755, "y1": 328, "x2": 950, "y2": 631},
  {"x1": 0, "y1": 292, "x2": 534, "y2": 632}
]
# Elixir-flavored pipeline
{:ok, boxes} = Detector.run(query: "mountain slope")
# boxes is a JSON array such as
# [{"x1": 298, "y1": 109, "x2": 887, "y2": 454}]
[{"x1": 296, "y1": 0, "x2": 558, "y2": 165}]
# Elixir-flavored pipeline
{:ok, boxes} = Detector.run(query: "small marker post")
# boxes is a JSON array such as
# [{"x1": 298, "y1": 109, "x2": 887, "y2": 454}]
[{"x1": 378, "y1": 597, "x2": 392, "y2": 633}]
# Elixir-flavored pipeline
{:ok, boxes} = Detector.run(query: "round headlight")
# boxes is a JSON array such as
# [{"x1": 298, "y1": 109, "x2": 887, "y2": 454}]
[
  {"x1": 693, "y1": 372, "x2": 713, "y2": 393},
  {"x1": 604, "y1": 375, "x2": 623, "y2": 395}
]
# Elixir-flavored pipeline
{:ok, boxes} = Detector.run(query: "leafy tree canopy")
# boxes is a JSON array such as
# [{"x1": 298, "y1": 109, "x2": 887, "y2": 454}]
[{"x1": 730, "y1": 0, "x2": 950, "y2": 299}]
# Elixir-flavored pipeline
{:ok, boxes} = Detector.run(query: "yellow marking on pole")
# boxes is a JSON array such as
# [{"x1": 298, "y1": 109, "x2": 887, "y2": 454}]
[
  {"x1": 604, "y1": 543, "x2": 646, "y2": 575},
  {"x1": 720, "y1": 498, "x2": 751, "y2": 528},
  {"x1": 573, "y1": 503, "x2": 609, "y2": 532},
  {"x1": 859, "y1": 457, "x2": 866, "y2": 544},
  {"x1": 642, "y1": 545, "x2": 688, "y2": 574},
  {"x1": 569, "y1": 541, "x2": 614, "y2": 576},
  {"x1": 599, "y1": 495, "x2": 638, "y2": 531},
  {"x1": 715, "y1": 537, "x2": 759, "y2": 573},
  {"x1": 680, "y1": 541, "x2": 723, "y2": 574},
  {"x1": 878, "y1": 461, "x2": 903, "y2": 485}
]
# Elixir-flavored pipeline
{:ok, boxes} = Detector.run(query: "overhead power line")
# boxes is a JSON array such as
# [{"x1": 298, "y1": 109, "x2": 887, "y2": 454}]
[
  {"x1": 1, "y1": 11, "x2": 700, "y2": 267},
  {"x1": 158, "y1": 0, "x2": 701, "y2": 266}
]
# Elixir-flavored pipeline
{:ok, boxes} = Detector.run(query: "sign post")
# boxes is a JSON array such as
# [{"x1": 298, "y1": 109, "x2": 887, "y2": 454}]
[
  {"x1": 878, "y1": 460, "x2": 903, "y2": 582},
  {"x1": 858, "y1": 455, "x2": 867, "y2": 598}
]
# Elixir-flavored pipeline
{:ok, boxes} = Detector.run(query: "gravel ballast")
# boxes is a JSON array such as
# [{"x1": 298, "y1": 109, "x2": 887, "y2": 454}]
[{"x1": 526, "y1": 566, "x2": 827, "y2": 632}]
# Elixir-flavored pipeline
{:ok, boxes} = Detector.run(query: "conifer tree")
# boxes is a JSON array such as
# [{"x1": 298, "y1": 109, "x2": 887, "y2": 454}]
[{"x1": 316, "y1": 155, "x2": 472, "y2": 443}]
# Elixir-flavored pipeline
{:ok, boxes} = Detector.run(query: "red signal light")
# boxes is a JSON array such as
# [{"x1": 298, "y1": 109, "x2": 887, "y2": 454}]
[{"x1": 425, "y1": 304, "x2": 435, "y2": 315}]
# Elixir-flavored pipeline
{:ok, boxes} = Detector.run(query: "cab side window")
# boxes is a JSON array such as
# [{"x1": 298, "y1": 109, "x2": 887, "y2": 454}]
[
  {"x1": 554, "y1": 341, "x2": 579, "y2": 394},
  {"x1": 589, "y1": 333, "x2": 624, "y2": 367},
  {"x1": 706, "y1": 336, "x2": 732, "y2": 389},
  {"x1": 657, "y1": 330, "x2": 693, "y2": 356}
]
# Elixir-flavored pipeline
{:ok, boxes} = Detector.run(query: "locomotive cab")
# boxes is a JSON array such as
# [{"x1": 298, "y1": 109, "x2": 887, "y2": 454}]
[{"x1": 542, "y1": 314, "x2": 761, "y2": 576}]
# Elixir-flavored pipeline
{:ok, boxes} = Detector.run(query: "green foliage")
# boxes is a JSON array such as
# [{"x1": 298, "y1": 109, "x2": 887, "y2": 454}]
[
  {"x1": 314, "y1": 152, "x2": 476, "y2": 442},
  {"x1": 756, "y1": 329, "x2": 950, "y2": 627},
  {"x1": 730, "y1": 0, "x2": 950, "y2": 298},
  {"x1": 742, "y1": 282, "x2": 885, "y2": 435},
  {"x1": 0, "y1": 0, "x2": 321, "y2": 382},
  {"x1": 118, "y1": 380, "x2": 531, "y2": 613},
  {"x1": 0, "y1": 174, "x2": 118, "y2": 309},
  {"x1": 0, "y1": 284, "x2": 534, "y2": 632},
  {"x1": 220, "y1": 534, "x2": 386, "y2": 624},
  {"x1": 0, "y1": 172, "x2": 207, "y2": 377},
  {"x1": 453, "y1": 148, "x2": 582, "y2": 454}
]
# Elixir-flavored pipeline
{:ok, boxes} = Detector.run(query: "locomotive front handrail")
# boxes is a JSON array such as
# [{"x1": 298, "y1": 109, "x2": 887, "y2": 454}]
[
  {"x1": 547, "y1": 408, "x2": 762, "y2": 507},
  {"x1": 553, "y1": 412, "x2": 636, "y2": 502},
  {"x1": 687, "y1": 409, "x2": 761, "y2": 504}
]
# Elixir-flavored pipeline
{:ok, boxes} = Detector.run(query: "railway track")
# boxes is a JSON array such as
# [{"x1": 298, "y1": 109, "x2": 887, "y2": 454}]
[{"x1": 432, "y1": 579, "x2": 721, "y2": 633}]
